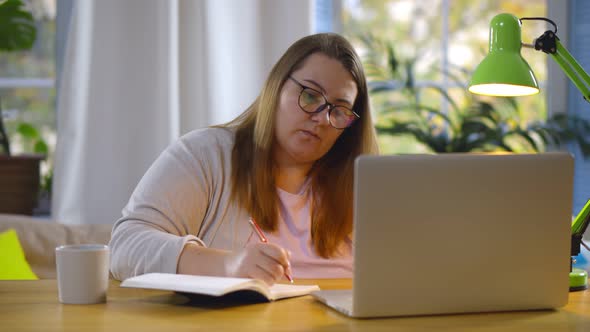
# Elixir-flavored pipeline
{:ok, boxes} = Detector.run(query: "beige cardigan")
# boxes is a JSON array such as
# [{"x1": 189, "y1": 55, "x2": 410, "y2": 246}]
[{"x1": 109, "y1": 127, "x2": 254, "y2": 281}]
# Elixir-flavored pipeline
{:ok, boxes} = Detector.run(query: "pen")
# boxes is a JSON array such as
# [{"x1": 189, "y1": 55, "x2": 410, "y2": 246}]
[{"x1": 248, "y1": 217, "x2": 294, "y2": 283}]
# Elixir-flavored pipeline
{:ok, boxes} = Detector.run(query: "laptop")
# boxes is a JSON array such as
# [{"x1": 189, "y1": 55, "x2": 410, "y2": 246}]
[{"x1": 312, "y1": 153, "x2": 574, "y2": 318}]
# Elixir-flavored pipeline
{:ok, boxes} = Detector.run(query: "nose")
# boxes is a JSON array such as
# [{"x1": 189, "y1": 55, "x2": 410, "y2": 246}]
[{"x1": 309, "y1": 104, "x2": 331, "y2": 126}]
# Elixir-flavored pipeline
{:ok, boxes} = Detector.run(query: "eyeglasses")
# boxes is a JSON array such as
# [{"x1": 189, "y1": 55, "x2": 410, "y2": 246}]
[{"x1": 288, "y1": 76, "x2": 360, "y2": 129}]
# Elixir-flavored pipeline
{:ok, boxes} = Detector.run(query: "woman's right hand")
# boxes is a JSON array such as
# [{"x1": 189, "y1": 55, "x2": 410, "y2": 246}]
[{"x1": 224, "y1": 243, "x2": 292, "y2": 286}]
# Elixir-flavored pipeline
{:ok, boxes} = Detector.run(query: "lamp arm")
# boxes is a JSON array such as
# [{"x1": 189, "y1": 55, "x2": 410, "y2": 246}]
[{"x1": 551, "y1": 40, "x2": 590, "y2": 103}]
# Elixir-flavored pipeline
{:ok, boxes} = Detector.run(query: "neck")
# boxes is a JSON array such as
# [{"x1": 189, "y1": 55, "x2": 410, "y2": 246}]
[
  {"x1": 275, "y1": 165, "x2": 312, "y2": 194},
  {"x1": 274, "y1": 154, "x2": 313, "y2": 194},
  {"x1": 273, "y1": 146, "x2": 315, "y2": 193}
]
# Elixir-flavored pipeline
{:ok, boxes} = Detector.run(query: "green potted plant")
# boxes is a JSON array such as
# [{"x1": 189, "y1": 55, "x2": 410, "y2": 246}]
[
  {"x1": 0, "y1": 0, "x2": 44, "y2": 215},
  {"x1": 360, "y1": 36, "x2": 590, "y2": 156}
]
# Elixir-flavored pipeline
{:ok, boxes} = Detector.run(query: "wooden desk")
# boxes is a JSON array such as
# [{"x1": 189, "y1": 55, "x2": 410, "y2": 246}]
[{"x1": 1, "y1": 279, "x2": 590, "y2": 331}]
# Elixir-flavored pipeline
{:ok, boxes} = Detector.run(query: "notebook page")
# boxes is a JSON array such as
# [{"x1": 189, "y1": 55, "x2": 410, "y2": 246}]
[
  {"x1": 121, "y1": 273, "x2": 258, "y2": 296},
  {"x1": 269, "y1": 283, "x2": 321, "y2": 300}
]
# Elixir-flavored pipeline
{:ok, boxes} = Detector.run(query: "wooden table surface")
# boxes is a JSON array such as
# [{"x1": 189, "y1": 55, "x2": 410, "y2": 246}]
[{"x1": 1, "y1": 278, "x2": 590, "y2": 331}]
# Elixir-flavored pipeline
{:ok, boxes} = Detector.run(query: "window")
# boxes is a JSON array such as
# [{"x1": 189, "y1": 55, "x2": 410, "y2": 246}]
[
  {"x1": 317, "y1": 0, "x2": 590, "y2": 215},
  {"x1": 340, "y1": 0, "x2": 547, "y2": 153},
  {"x1": 314, "y1": 0, "x2": 337, "y2": 33},
  {"x1": 0, "y1": 0, "x2": 56, "y2": 205}
]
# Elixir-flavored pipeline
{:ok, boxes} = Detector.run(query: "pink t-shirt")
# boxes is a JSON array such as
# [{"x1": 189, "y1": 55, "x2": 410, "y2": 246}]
[{"x1": 247, "y1": 185, "x2": 353, "y2": 279}]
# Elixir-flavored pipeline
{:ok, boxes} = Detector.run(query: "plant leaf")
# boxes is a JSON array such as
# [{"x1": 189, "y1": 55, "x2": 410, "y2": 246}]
[
  {"x1": 33, "y1": 140, "x2": 48, "y2": 154},
  {"x1": 17, "y1": 122, "x2": 39, "y2": 139},
  {"x1": 0, "y1": 0, "x2": 37, "y2": 51},
  {"x1": 377, "y1": 123, "x2": 446, "y2": 153},
  {"x1": 509, "y1": 129, "x2": 542, "y2": 152},
  {"x1": 387, "y1": 43, "x2": 398, "y2": 75},
  {"x1": 368, "y1": 80, "x2": 404, "y2": 94}
]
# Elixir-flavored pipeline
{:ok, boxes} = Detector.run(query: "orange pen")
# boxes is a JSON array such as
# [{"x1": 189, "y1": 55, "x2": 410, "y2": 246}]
[{"x1": 248, "y1": 217, "x2": 294, "y2": 283}]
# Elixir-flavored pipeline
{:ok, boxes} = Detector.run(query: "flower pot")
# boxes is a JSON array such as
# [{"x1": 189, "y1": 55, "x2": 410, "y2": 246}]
[{"x1": 0, "y1": 154, "x2": 44, "y2": 215}]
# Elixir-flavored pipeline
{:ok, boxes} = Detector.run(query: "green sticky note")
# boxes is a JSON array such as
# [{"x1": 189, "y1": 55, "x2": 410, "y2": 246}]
[{"x1": 0, "y1": 229, "x2": 38, "y2": 280}]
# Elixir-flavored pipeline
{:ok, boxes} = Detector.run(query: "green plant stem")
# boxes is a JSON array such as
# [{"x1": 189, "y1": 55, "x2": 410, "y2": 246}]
[{"x1": 0, "y1": 96, "x2": 12, "y2": 156}]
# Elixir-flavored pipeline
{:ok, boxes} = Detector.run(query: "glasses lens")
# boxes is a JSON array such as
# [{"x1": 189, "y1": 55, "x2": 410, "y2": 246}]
[
  {"x1": 299, "y1": 88, "x2": 325, "y2": 113},
  {"x1": 330, "y1": 106, "x2": 358, "y2": 129}
]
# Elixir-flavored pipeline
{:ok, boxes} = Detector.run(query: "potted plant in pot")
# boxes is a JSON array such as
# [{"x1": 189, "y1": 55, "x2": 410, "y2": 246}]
[{"x1": 0, "y1": 0, "x2": 44, "y2": 215}]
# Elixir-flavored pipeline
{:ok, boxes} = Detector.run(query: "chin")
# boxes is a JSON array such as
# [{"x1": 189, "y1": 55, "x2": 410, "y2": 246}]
[{"x1": 290, "y1": 150, "x2": 323, "y2": 165}]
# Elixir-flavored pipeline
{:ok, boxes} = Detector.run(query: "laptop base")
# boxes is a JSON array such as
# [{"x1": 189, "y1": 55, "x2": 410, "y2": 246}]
[{"x1": 311, "y1": 290, "x2": 354, "y2": 317}]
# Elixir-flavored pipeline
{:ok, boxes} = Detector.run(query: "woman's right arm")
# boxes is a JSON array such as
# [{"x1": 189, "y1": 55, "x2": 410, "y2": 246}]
[
  {"x1": 109, "y1": 131, "x2": 291, "y2": 284},
  {"x1": 109, "y1": 136, "x2": 212, "y2": 281}
]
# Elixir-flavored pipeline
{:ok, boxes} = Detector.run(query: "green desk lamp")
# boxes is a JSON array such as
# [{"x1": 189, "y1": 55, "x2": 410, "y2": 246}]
[
  {"x1": 469, "y1": 13, "x2": 590, "y2": 101},
  {"x1": 468, "y1": 13, "x2": 590, "y2": 292}
]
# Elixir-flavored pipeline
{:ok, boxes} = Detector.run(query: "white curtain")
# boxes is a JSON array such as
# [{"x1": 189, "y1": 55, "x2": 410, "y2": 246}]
[{"x1": 53, "y1": 0, "x2": 312, "y2": 225}]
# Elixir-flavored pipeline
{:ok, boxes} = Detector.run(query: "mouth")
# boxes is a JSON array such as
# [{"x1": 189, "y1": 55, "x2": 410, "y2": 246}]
[{"x1": 299, "y1": 129, "x2": 320, "y2": 140}]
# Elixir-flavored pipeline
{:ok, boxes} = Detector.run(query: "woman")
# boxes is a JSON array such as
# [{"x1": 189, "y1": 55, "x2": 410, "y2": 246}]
[{"x1": 109, "y1": 33, "x2": 379, "y2": 284}]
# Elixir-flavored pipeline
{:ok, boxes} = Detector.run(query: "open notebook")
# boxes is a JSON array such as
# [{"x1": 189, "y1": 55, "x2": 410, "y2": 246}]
[{"x1": 121, "y1": 273, "x2": 320, "y2": 301}]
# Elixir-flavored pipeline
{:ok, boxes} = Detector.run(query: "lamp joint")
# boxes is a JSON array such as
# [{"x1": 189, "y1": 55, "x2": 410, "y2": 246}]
[{"x1": 534, "y1": 31, "x2": 558, "y2": 54}]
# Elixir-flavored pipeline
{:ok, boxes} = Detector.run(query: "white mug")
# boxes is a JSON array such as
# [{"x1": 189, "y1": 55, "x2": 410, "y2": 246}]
[{"x1": 55, "y1": 244, "x2": 110, "y2": 304}]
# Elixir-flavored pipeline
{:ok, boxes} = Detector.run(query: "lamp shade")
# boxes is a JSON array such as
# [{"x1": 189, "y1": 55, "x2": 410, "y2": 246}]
[{"x1": 469, "y1": 13, "x2": 539, "y2": 97}]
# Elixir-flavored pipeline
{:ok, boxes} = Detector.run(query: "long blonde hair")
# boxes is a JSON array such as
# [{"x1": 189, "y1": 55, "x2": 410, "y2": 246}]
[{"x1": 222, "y1": 33, "x2": 379, "y2": 257}]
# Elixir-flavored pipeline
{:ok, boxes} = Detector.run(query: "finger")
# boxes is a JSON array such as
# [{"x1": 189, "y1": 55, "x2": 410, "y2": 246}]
[
  {"x1": 253, "y1": 253, "x2": 285, "y2": 280},
  {"x1": 242, "y1": 244, "x2": 286, "y2": 281},
  {"x1": 248, "y1": 244, "x2": 285, "y2": 267},
  {"x1": 250, "y1": 264, "x2": 280, "y2": 286},
  {"x1": 284, "y1": 265, "x2": 293, "y2": 279},
  {"x1": 257, "y1": 243, "x2": 291, "y2": 268},
  {"x1": 260, "y1": 261, "x2": 285, "y2": 279}
]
